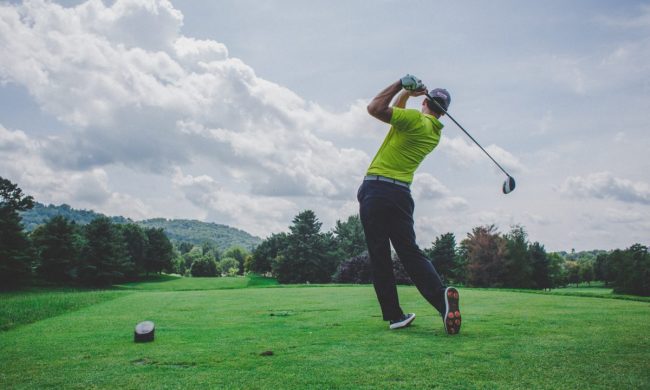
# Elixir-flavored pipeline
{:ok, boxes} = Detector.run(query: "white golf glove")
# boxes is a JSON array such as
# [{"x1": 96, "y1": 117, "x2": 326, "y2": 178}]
[{"x1": 400, "y1": 74, "x2": 425, "y2": 91}]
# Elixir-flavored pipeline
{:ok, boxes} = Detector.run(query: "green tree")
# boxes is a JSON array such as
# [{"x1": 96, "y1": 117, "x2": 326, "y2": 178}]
[
  {"x1": 243, "y1": 254, "x2": 254, "y2": 274},
  {"x1": 223, "y1": 246, "x2": 249, "y2": 275},
  {"x1": 332, "y1": 215, "x2": 366, "y2": 259},
  {"x1": 594, "y1": 253, "x2": 614, "y2": 285},
  {"x1": 201, "y1": 241, "x2": 221, "y2": 261},
  {"x1": 180, "y1": 246, "x2": 203, "y2": 276},
  {"x1": 190, "y1": 255, "x2": 218, "y2": 277},
  {"x1": 218, "y1": 257, "x2": 239, "y2": 276},
  {"x1": 177, "y1": 242, "x2": 194, "y2": 255},
  {"x1": 249, "y1": 232, "x2": 288, "y2": 274},
  {"x1": 79, "y1": 217, "x2": 130, "y2": 286},
  {"x1": 0, "y1": 177, "x2": 34, "y2": 289},
  {"x1": 547, "y1": 252, "x2": 566, "y2": 288},
  {"x1": 120, "y1": 223, "x2": 148, "y2": 278},
  {"x1": 453, "y1": 244, "x2": 469, "y2": 285},
  {"x1": 579, "y1": 260, "x2": 595, "y2": 286},
  {"x1": 424, "y1": 233, "x2": 457, "y2": 284},
  {"x1": 610, "y1": 244, "x2": 650, "y2": 296},
  {"x1": 31, "y1": 216, "x2": 82, "y2": 284},
  {"x1": 144, "y1": 228, "x2": 174, "y2": 275},
  {"x1": 502, "y1": 225, "x2": 533, "y2": 288},
  {"x1": 565, "y1": 260, "x2": 581, "y2": 287},
  {"x1": 529, "y1": 242, "x2": 551, "y2": 290},
  {"x1": 273, "y1": 210, "x2": 339, "y2": 283}
]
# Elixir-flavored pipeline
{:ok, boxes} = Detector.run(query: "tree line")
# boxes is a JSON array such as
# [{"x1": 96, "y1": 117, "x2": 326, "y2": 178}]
[
  {"x1": 176, "y1": 241, "x2": 251, "y2": 278},
  {"x1": 2, "y1": 177, "x2": 648, "y2": 296},
  {"x1": 1, "y1": 177, "x2": 255, "y2": 289},
  {"x1": 249, "y1": 212, "x2": 649, "y2": 297},
  {"x1": 1, "y1": 176, "x2": 175, "y2": 288}
]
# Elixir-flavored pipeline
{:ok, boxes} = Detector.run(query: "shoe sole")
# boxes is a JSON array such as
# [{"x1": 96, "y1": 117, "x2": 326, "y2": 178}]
[
  {"x1": 389, "y1": 313, "x2": 416, "y2": 330},
  {"x1": 443, "y1": 287, "x2": 461, "y2": 335}
]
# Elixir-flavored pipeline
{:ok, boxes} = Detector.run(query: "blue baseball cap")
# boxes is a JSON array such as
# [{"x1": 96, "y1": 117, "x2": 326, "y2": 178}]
[{"x1": 427, "y1": 88, "x2": 451, "y2": 111}]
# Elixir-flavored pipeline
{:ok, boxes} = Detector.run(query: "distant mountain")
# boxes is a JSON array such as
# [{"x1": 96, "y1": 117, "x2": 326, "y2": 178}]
[
  {"x1": 20, "y1": 203, "x2": 130, "y2": 230},
  {"x1": 20, "y1": 203, "x2": 262, "y2": 250},
  {"x1": 137, "y1": 218, "x2": 261, "y2": 250}
]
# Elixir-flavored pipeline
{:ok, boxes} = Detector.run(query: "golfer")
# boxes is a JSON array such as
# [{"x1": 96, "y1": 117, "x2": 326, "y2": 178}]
[{"x1": 358, "y1": 75, "x2": 461, "y2": 334}]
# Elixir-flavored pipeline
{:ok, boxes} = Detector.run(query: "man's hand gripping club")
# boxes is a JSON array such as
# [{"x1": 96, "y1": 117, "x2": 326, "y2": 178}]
[{"x1": 367, "y1": 74, "x2": 428, "y2": 123}]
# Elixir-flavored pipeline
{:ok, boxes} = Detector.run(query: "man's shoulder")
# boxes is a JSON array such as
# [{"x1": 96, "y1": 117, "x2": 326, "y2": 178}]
[
  {"x1": 392, "y1": 107, "x2": 422, "y2": 117},
  {"x1": 390, "y1": 108, "x2": 424, "y2": 130},
  {"x1": 423, "y1": 114, "x2": 443, "y2": 131}
]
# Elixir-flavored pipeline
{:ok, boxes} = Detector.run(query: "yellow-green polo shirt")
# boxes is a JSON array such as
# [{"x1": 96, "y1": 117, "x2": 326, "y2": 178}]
[{"x1": 366, "y1": 107, "x2": 443, "y2": 184}]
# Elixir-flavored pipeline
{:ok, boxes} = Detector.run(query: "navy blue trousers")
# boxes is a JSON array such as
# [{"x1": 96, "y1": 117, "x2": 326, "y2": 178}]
[{"x1": 358, "y1": 179, "x2": 446, "y2": 321}]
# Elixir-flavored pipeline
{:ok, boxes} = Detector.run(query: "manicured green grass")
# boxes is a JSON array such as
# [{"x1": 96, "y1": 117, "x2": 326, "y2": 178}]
[{"x1": 1, "y1": 278, "x2": 649, "y2": 389}]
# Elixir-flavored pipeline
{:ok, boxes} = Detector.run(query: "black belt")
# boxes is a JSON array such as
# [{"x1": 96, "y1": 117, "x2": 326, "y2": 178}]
[{"x1": 364, "y1": 175, "x2": 410, "y2": 188}]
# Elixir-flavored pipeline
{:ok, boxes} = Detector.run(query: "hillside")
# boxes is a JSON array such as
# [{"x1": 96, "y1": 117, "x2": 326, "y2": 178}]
[
  {"x1": 20, "y1": 203, "x2": 262, "y2": 250},
  {"x1": 137, "y1": 218, "x2": 261, "y2": 250},
  {"x1": 20, "y1": 203, "x2": 131, "y2": 230}
]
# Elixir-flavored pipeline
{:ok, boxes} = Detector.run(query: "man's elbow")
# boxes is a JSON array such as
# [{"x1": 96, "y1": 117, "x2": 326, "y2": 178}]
[
  {"x1": 367, "y1": 103, "x2": 385, "y2": 118},
  {"x1": 367, "y1": 105, "x2": 391, "y2": 123}
]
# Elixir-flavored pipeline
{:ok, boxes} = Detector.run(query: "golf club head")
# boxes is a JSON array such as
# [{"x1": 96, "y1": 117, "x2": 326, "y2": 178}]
[{"x1": 502, "y1": 176, "x2": 516, "y2": 194}]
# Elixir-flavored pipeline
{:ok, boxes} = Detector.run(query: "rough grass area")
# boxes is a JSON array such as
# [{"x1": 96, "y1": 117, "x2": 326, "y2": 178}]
[
  {"x1": 1, "y1": 279, "x2": 649, "y2": 389},
  {"x1": 486, "y1": 284, "x2": 650, "y2": 303}
]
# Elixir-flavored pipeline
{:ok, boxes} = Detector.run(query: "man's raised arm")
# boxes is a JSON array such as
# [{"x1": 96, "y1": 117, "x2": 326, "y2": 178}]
[
  {"x1": 367, "y1": 80, "x2": 402, "y2": 124},
  {"x1": 367, "y1": 75, "x2": 427, "y2": 123}
]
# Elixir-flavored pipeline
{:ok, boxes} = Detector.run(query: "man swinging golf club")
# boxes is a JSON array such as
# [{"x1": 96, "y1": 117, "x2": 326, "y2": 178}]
[{"x1": 358, "y1": 75, "x2": 461, "y2": 334}]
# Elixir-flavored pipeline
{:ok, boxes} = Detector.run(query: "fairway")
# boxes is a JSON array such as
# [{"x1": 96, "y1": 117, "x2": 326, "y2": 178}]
[{"x1": 1, "y1": 279, "x2": 649, "y2": 389}]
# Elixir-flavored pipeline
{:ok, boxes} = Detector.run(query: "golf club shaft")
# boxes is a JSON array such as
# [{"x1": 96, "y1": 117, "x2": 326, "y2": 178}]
[{"x1": 429, "y1": 98, "x2": 512, "y2": 178}]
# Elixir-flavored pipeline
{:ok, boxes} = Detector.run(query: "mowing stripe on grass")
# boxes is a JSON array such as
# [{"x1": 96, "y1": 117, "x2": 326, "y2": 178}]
[{"x1": 0, "y1": 289, "x2": 128, "y2": 331}]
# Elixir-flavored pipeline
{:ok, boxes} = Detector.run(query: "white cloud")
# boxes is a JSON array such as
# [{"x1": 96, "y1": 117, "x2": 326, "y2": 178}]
[
  {"x1": 0, "y1": 124, "x2": 32, "y2": 152},
  {"x1": 0, "y1": 123, "x2": 153, "y2": 219},
  {"x1": 412, "y1": 173, "x2": 468, "y2": 211},
  {"x1": 171, "y1": 168, "x2": 296, "y2": 236},
  {"x1": 78, "y1": 0, "x2": 184, "y2": 52},
  {"x1": 440, "y1": 136, "x2": 525, "y2": 175},
  {"x1": 412, "y1": 173, "x2": 449, "y2": 199},
  {"x1": 524, "y1": 212, "x2": 551, "y2": 226},
  {"x1": 0, "y1": 0, "x2": 371, "y2": 202},
  {"x1": 601, "y1": 208, "x2": 646, "y2": 224},
  {"x1": 559, "y1": 172, "x2": 650, "y2": 205}
]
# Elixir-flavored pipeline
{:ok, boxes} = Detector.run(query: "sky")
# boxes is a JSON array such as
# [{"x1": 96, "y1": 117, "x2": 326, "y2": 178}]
[{"x1": 1, "y1": 0, "x2": 649, "y2": 251}]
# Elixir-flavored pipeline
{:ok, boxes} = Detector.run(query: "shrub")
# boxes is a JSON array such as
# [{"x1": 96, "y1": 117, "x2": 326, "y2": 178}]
[
  {"x1": 333, "y1": 252, "x2": 372, "y2": 284},
  {"x1": 392, "y1": 254, "x2": 413, "y2": 285}
]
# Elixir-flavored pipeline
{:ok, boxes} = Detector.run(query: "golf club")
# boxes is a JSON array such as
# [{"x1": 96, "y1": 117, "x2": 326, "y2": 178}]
[{"x1": 426, "y1": 92, "x2": 516, "y2": 194}]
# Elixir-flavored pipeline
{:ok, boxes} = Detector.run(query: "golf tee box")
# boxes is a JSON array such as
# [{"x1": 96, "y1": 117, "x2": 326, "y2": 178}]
[{"x1": 134, "y1": 321, "x2": 155, "y2": 342}]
